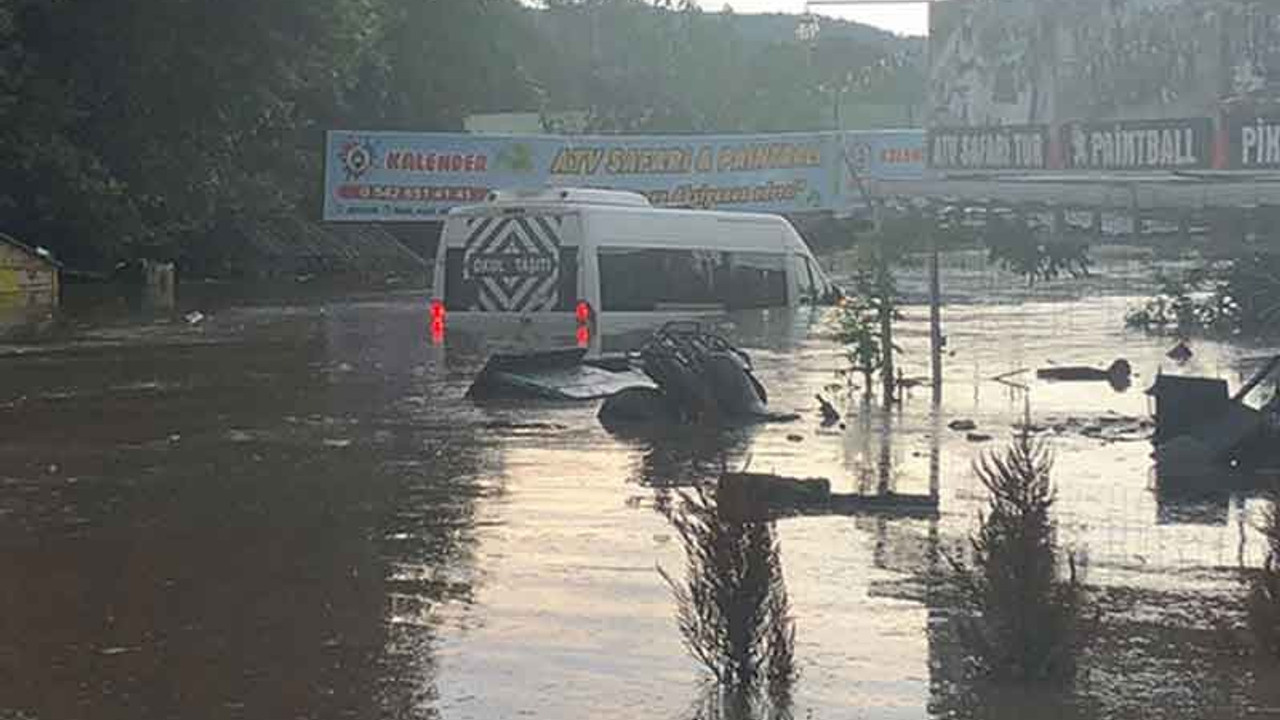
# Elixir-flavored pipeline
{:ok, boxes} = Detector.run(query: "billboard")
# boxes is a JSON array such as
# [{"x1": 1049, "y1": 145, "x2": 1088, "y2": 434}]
[
  {"x1": 927, "y1": 0, "x2": 1280, "y2": 171},
  {"x1": 1225, "y1": 108, "x2": 1280, "y2": 169},
  {"x1": 929, "y1": 125, "x2": 1048, "y2": 170},
  {"x1": 322, "y1": 130, "x2": 926, "y2": 222},
  {"x1": 1061, "y1": 118, "x2": 1212, "y2": 171}
]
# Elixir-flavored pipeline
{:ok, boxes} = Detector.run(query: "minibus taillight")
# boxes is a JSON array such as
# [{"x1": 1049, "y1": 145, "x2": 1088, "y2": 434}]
[
  {"x1": 429, "y1": 299, "x2": 446, "y2": 342},
  {"x1": 575, "y1": 301, "x2": 592, "y2": 348}
]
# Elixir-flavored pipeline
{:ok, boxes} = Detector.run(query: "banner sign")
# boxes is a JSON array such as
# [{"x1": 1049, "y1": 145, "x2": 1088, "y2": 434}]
[
  {"x1": 1062, "y1": 118, "x2": 1211, "y2": 171},
  {"x1": 1228, "y1": 114, "x2": 1280, "y2": 169},
  {"x1": 323, "y1": 130, "x2": 927, "y2": 222},
  {"x1": 927, "y1": 125, "x2": 1048, "y2": 170},
  {"x1": 839, "y1": 130, "x2": 929, "y2": 181}
]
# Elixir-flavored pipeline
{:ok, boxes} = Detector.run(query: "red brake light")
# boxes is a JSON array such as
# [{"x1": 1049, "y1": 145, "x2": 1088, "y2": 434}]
[
  {"x1": 429, "y1": 299, "x2": 446, "y2": 343},
  {"x1": 575, "y1": 300, "x2": 592, "y2": 325}
]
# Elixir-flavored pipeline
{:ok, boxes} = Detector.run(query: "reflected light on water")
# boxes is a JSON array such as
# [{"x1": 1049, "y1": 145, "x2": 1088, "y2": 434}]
[{"x1": 3, "y1": 251, "x2": 1280, "y2": 719}]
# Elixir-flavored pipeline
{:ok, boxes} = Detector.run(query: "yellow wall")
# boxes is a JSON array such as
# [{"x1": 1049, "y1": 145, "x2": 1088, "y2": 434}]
[{"x1": 0, "y1": 242, "x2": 59, "y2": 307}]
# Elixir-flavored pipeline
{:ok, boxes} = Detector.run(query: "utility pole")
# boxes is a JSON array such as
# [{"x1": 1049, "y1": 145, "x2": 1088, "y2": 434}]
[
  {"x1": 802, "y1": 0, "x2": 944, "y2": 404},
  {"x1": 929, "y1": 218, "x2": 942, "y2": 403}
]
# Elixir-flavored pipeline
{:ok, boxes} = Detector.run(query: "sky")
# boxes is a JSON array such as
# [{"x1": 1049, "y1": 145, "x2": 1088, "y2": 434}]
[{"x1": 719, "y1": 1, "x2": 928, "y2": 37}]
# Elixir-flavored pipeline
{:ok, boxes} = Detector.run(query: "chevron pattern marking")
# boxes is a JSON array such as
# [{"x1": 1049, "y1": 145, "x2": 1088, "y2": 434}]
[{"x1": 462, "y1": 215, "x2": 563, "y2": 312}]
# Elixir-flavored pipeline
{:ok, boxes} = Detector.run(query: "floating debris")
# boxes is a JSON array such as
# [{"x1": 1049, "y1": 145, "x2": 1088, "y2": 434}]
[
  {"x1": 816, "y1": 394, "x2": 840, "y2": 426},
  {"x1": 478, "y1": 420, "x2": 570, "y2": 432},
  {"x1": 1167, "y1": 340, "x2": 1194, "y2": 364},
  {"x1": 948, "y1": 419, "x2": 977, "y2": 432},
  {"x1": 470, "y1": 348, "x2": 653, "y2": 402},
  {"x1": 717, "y1": 472, "x2": 938, "y2": 521},
  {"x1": 991, "y1": 368, "x2": 1030, "y2": 389},
  {"x1": 1037, "y1": 358, "x2": 1132, "y2": 391}
]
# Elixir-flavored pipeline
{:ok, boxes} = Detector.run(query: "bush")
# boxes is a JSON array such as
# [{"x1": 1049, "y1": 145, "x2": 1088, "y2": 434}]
[
  {"x1": 1125, "y1": 253, "x2": 1280, "y2": 338},
  {"x1": 829, "y1": 290, "x2": 883, "y2": 396},
  {"x1": 1124, "y1": 263, "x2": 1240, "y2": 336},
  {"x1": 658, "y1": 486, "x2": 796, "y2": 712},
  {"x1": 950, "y1": 432, "x2": 1091, "y2": 682},
  {"x1": 826, "y1": 243, "x2": 900, "y2": 405},
  {"x1": 982, "y1": 214, "x2": 1092, "y2": 284}
]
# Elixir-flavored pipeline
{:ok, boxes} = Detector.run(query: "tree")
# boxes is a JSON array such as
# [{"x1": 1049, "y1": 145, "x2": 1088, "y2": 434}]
[
  {"x1": 0, "y1": 0, "x2": 388, "y2": 271},
  {"x1": 658, "y1": 486, "x2": 796, "y2": 714},
  {"x1": 949, "y1": 432, "x2": 1091, "y2": 682},
  {"x1": 0, "y1": 0, "x2": 927, "y2": 276},
  {"x1": 0, "y1": 0, "x2": 144, "y2": 268}
]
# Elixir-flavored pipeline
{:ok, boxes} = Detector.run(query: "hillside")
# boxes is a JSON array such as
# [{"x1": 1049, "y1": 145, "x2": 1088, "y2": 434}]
[{"x1": 1, "y1": 0, "x2": 925, "y2": 276}]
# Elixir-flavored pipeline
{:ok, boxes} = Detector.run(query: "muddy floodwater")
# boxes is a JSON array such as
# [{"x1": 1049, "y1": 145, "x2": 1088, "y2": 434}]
[{"x1": 3, "y1": 251, "x2": 1280, "y2": 719}]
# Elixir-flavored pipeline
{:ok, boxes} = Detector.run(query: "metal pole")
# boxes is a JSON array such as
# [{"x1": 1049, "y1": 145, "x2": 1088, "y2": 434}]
[
  {"x1": 928, "y1": 219, "x2": 943, "y2": 403},
  {"x1": 835, "y1": 85, "x2": 842, "y2": 131},
  {"x1": 879, "y1": 237, "x2": 896, "y2": 408},
  {"x1": 1130, "y1": 183, "x2": 1141, "y2": 244}
]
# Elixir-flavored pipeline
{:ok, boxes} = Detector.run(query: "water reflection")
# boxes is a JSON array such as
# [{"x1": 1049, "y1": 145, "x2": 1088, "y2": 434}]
[
  {"x1": 845, "y1": 401, "x2": 903, "y2": 494},
  {"x1": 9, "y1": 258, "x2": 1280, "y2": 718},
  {"x1": 1155, "y1": 487, "x2": 1232, "y2": 526},
  {"x1": 0, "y1": 300, "x2": 485, "y2": 719},
  {"x1": 658, "y1": 486, "x2": 796, "y2": 720},
  {"x1": 627, "y1": 428, "x2": 756, "y2": 490},
  {"x1": 619, "y1": 407, "x2": 802, "y2": 718}
]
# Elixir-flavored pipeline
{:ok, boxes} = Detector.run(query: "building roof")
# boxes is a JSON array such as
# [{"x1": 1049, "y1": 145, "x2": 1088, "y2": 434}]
[{"x1": 0, "y1": 232, "x2": 61, "y2": 268}]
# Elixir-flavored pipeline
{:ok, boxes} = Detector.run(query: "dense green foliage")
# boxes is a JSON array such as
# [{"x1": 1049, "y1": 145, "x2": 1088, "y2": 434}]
[{"x1": 0, "y1": 0, "x2": 922, "y2": 275}]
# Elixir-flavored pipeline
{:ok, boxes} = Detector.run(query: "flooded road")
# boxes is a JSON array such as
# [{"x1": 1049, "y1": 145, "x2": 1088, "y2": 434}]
[{"x1": 2, "y1": 252, "x2": 1279, "y2": 719}]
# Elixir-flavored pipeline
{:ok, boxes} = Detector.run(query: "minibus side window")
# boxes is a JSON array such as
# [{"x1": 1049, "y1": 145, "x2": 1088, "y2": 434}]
[
  {"x1": 726, "y1": 252, "x2": 787, "y2": 309},
  {"x1": 598, "y1": 247, "x2": 727, "y2": 311},
  {"x1": 794, "y1": 255, "x2": 817, "y2": 304}
]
